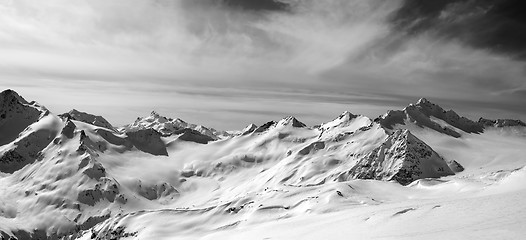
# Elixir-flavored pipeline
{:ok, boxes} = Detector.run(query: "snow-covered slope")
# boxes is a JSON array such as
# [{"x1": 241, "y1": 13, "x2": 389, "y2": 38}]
[{"x1": 1, "y1": 90, "x2": 525, "y2": 240}]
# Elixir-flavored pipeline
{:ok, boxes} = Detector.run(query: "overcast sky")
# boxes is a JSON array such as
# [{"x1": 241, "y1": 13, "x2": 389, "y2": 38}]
[{"x1": 1, "y1": 0, "x2": 525, "y2": 130}]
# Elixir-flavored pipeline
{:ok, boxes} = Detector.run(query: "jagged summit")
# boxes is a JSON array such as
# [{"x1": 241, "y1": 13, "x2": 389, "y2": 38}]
[
  {"x1": 321, "y1": 111, "x2": 362, "y2": 129},
  {"x1": 338, "y1": 110, "x2": 357, "y2": 119},
  {"x1": 415, "y1": 97, "x2": 430, "y2": 105},
  {"x1": 277, "y1": 116, "x2": 306, "y2": 128},
  {"x1": 249, "y1": 116, "x2": 306, "y2": 134},
  {"x1": 148, "y1": 110, "x2": 176, "y2": 122},
  {"x1": 478, "y1": 117, "x2": 526, "y2": 127},
  {"x1": 377, "y1": 98, "x2": 484, "y2": 138},
  {"x1": 0, "y1": 89, "x2": 49, "y2": 146},
  {"x1": 59, "y1": 109, "x2": 115, "y2": 131},
  {"x1": 1, "y1": 89, "x2": 28, "y2": 105},
  {"x1": 349, "y1": 129, "x2": 455, "y2": 185},
  {"x1": 0, "y1": 89, "x2": 47, "y2": 112},
  {"x1": 1, "y1": 89, "x2": 526, "y2": 239},
  {"x1": 126, "y1": 111, "x2": 229, "y2": 140},
  {"x1": 240, "y1": 123, "x2": 258, "y2": 135},
  {"x1": 318, "y1": 111, "x2": 372, "y2": 141}
]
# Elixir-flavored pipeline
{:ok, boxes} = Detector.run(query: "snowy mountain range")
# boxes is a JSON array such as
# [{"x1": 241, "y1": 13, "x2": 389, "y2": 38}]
[{"x1": 1, "y1": 89, "x2": 525, "y2": 239}]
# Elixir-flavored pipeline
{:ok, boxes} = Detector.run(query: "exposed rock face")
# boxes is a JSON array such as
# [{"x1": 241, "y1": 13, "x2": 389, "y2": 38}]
[
  {"x1": 77, "y1": 130, "x2": 107, "y2": 153},
  {"x1": 298, "y1": 141, "x2": 325, "y2": 155},
  {"x1": 254, "y1": 121, "x2": 276, "y2": 133},
  {"x1": 0, "y1": 89, "x2": 47, "y2": 146},
  {"x1": 136, "y1": 181, "x2": 178, "y2": 200},
  {"x1": 241, "y1": 123, "x2": 258, "y2": 135},
  {"x1": 0, "y1": 150, "x2": 27, "y2": 173},
  {"x1": 60, "y1": 109, "x2": 115, "y2": 130},
  {"x1": 478, "y1": 118, "x2": 526, "y2": 127},
  {"x1": 447, "y1": 160, "x2": 465, "y2": 173},
  {"x1": 412, "y1": 98, "x2": 483, "y2": 134},
  {"x1": 0, "y1": 128, "x2": 56, "y2": 173},
  {"x1": 61, "y1": 120, "x2": 76, "y2": 138},
  {"x1": 1, "y1": 90, "x2": 521, "y2": 239},
  {"x1": 126, "y1": 129, "x2": 168, "y2": 156},
  {"x1": 278, "y1": 116, "x2": 307, "y2": 128},
  {"x1": 59, "y1": 109, "x2": 114, "y2": 130},
  {"x1": 177, "y1": 128, "x2": 215, "y2": 144},
  {"x1": 376, "y1": 98, "x2": 483, "y2": 138},
  {"x1": 349, "y1": 129, "x2": 455, "y2": 185},
  {"x1": 77, "y1": 178, "x2": 120, "y2": 206},
  {"x1": 375, "y1": 110, "x2": 406, "y2": 130}
]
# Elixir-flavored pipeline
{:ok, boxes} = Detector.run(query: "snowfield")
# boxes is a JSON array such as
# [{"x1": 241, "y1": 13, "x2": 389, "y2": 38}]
[{"x1": 0, "y1": 89, "x2": 525, "y2": 240}]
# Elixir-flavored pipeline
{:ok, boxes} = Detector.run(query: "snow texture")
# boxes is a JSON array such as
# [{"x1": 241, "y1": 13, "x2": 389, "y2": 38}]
[{"x1": 1, "y1": 90, "x2": 525, "y2": 240}]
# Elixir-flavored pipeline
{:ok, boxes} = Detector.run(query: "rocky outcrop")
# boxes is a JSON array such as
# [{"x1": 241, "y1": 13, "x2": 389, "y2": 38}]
[
  {"x1": 177, "y1": 128, "x2": 215, "y2": 144},
  {"x1": 298, "y1": 141, "x2": 325, "y2": 155},
  {"x1": 136, "y1": 181, "x2": 179, "y2": 200},
  {"x1": 60, "y1": 109, "x2": 115, "y2": 130},
  {"x1": 411, "y1": 98, "x2": 483, "y2": 134},
  {"x1": 348, "y1": 129, "x2": 455, "y2": 185},
  {"x1": 277, "y1": 116, "x2": 307, "y2": 128},
  {"x1": 478, "y1": 118, "x2": 526, "y2": 127},
  {"x1": 254, "y1": 121, "x2": 276, "y2": 133},
  {"x1": 0, "y1": 128, "x2": 56, "y2": 173},
  {"x1": 77, "y1": 130, "x2": 107, "y2": 153},
  {"x1": 0, "y1": 89, "x2": 47, "y2": 146},
  {"x1": 0, "y1": 150, "x2": 27, "y2": 173},
  {"x1": 126, "y1": 129, "x2": 168, "y2": 156},
  {"x1": 447, "y1": 160, "x2": 465, "y2": 173},
  {"x1": 61, "y1": 120, "x2": 77, "y2": 138},
  {"x1": 376, "y1": 98, "x2": 483, "y2": 138},
  {"x1": 241, "y1": 123, "x2": 258, "y2": 135},
  {"x1": 77, "y1": 177, "x2": 119, "y2": 206}
]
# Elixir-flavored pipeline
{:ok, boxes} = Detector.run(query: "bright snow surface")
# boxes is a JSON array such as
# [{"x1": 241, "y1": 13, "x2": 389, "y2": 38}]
[{"x1": 1, "y1": 90, "x2": 525, "y2": 239}]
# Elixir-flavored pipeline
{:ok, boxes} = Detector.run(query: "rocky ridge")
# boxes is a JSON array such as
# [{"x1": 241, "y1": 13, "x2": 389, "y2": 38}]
[{"x1": 1, "y1": 90, "x2": 525, "y2": 239}]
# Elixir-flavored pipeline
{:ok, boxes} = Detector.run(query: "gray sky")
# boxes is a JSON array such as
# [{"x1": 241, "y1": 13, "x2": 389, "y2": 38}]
[{"x1": 1, "y1": 0, "x2": 525, "y2": 130}]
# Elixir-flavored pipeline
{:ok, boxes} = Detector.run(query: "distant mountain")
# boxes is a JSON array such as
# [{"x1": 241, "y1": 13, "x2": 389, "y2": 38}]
[
  {"x1": 377, "y1": 98, "x2": 488, "y2": 137},
  {"x1": 122, "y1": 111, "x2": 231, "y2": 140},
  {"x1": 59, "y1": 109, "x2": 115, "y2": 131},
  {"x1": 1, "y1": 89, "x2": 525, "y2": 239}
]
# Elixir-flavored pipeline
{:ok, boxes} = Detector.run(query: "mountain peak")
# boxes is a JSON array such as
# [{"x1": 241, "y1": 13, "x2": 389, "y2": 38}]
[
  {"x1": 1, "y1": 89, "x2": 31, "y2": 106},
  {"x1": 126, "y1": 111, "x2": 228, "y2": 140},
  {"x1": 60, "y1": 109, "x2": 115, "y2": 130},
  {"x1": 378, "y1": 98, "x2": 483, "y2": 137},
  {"x1": 278, "y1": 116, "x2": 306, "y2": 128},
  {"x1": 350, "y1": 129, "x2": 456, "y2": 185},
  {"x1": 406, "y1": 97, "x2": 442, "y2": 112},
  {"x1": 150, "y1": 110, "x2": 161, "y2": 117},
  {"x1": 479, "y1": 117, "x2": 526, "y2": 127},
  {"x1": 337, "y1": 111, "x2": 358, "y2": 121},
  {"x1": 1, "y1": 89, "x2": 48, "y2": 145},
  {"x1": 241, "y1": 123, "x2": 258, "y2": 135},
  {"x1": 416, "y1": 97, "x2": 431, "y2": 105}
]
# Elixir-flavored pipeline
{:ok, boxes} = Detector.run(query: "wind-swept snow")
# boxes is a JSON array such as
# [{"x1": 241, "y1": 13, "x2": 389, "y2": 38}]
[{"x1": 1, "y1": 90, "x2": 525, "y2": 239}]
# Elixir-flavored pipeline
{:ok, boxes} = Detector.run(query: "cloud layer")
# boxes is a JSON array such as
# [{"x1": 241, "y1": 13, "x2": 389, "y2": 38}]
[{"x1": 0, "y1": 0, "x2": 524, "y2": 129}]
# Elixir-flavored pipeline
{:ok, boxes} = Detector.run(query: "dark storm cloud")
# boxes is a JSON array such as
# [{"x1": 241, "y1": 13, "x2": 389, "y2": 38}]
[
  {"x1": 184, "y1": 0, "x2": 289, "y2": 12},
  {"x1": 391, "y1": 0, "x2": 526, "y2": 59},
  {"x1": 221, "y1": 0, "x2": 289, "y2": 11},
  {"x1": 2, "y1": 0, "x2": 526, "y2": 129}
]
